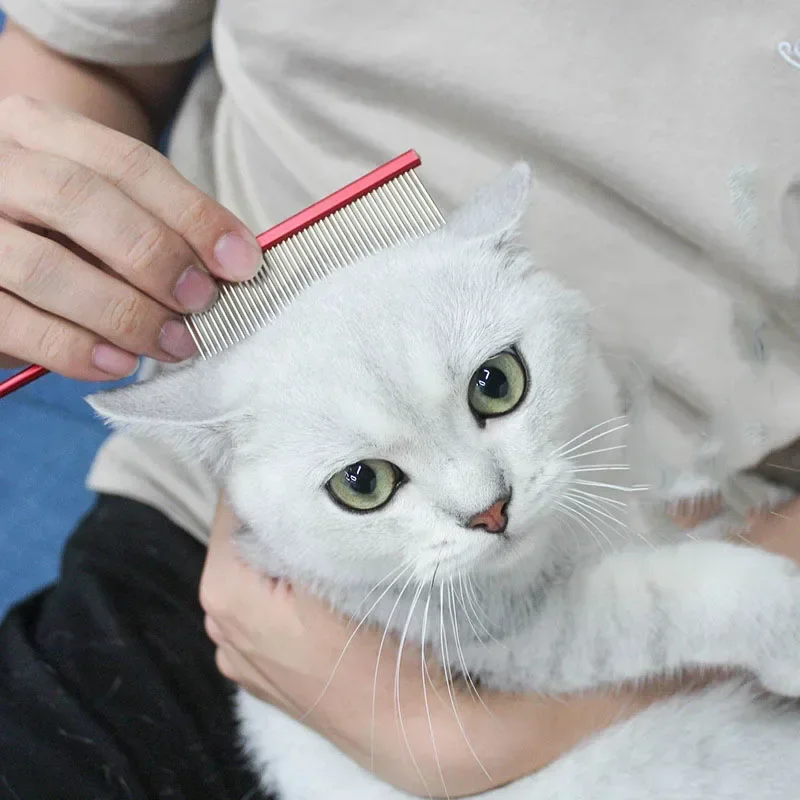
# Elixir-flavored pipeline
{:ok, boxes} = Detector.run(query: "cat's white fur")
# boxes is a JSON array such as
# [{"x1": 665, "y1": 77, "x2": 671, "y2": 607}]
[{"x1": 90, "y1": 165, "x2": 800, "y2": 799}]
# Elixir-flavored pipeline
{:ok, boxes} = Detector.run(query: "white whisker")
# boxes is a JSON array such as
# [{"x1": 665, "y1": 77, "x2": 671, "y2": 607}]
[
  {"x1": 448, "y1": 578, "x2": 493, "y2": 716},
  {"x1": 764, "y1": 462, "x2": 800, "y2": 473},
  {"x1": 557, "y1": 423, "x2": 629, "y2": 459},
  {"x1": 346, "y1": 562, "x2": 408, "y2": 631},
  {"x1": 395, "y1": 581, "x2": 431, "y2": 795},
  {"x1": 438, "y1": 583, "x2": 492, "y2": 780},
  {"x1": 568, "y1": 488, "x2": 628, "y2": 509},
  {"x1": 555, "y1": 500, "x2": 607, "y2": 554},
  {"x1": 564, "y1": 492, "x2": 629, "y2": 533},
  {"x1": 551, "y1": 507, "x2": 582, "y2": 553},
  {"x1": 564, "y1": 444, "x2": 627, "y2": 461},
  {"x1": 564, "y1": 491, "x2": 627, "y2": 519},
  {"x1": 565, "y1": 491, "x2": 656, "y2": 550},
  {"x1": 463, "y1": 574, "x2": 505, "y2": 648},
  {"x1": 421, "y1": 575, "x2": 448, "y2": 797},
  {"x1": 570, "y1": 465, "x2": 630, "y2": 473},
  {"x1": 371, "y1": 571, "x2": 416, "y2": 771},
  {"x1": 421, "y1": 645, "x2": 447, "y2": 706},
  {"x1": 550, "y1": 415, "x2": 628, "y2": 458},
  {"x1": 563, "y1": 498, "x2": 617, "y2": 551},
  {"x1": 566, "y1": 495, "x2": 635, "y2": 548},
  {"x1": 460, "y1": 573, "x2": 492, "y2": 633},
  {"x1": 301, "y1": 562, "x2": 413, "y2": 721},
  {"x1": 457, "y1": 574, "x2": 490, "y2": 648},
  {"x1": 573, "y1": 479, "x2": 648, "y2": 493}
]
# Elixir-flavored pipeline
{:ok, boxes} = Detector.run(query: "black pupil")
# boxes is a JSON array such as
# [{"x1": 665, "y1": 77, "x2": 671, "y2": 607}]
[
  {"x1": 477, "y1": 366, "x2": 509, "y2": 399},
  {"x1": 344, "y1": 463, "x2": 377, "y2": 494}
]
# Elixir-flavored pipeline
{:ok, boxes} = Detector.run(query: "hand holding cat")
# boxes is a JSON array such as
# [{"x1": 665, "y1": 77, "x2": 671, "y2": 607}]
[
  {"x1": 0, "y1": 97, "x2": 261, "y2": 379},
  {"x1": 200, "y1": 496, "x2": 760, "y2": 797},
  {"x1": 200, "y1": 497, "x2": 467, "y2": 795}
]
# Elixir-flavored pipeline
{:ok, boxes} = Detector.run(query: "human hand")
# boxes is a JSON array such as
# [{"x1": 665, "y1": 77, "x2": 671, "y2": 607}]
[
  {"x1": 0, "y1": 96, "x2": 262, "y2": 379},
  {"x1": 200, "y1": 497, "x2": 698, "y2": 797},
  {"x1": 200, "y1": 498, "x2": 455, "y2": 793}
]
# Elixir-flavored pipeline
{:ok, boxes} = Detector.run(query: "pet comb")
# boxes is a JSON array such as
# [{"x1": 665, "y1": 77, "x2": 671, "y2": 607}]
[{"x1": 0, "y1": 150, "x2": 444, "y2": 397}]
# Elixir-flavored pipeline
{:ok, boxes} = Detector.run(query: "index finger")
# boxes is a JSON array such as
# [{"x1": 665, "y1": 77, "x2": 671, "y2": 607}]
[{"x1": 1, "y1": 95, "x2": 262, "y2": 282}]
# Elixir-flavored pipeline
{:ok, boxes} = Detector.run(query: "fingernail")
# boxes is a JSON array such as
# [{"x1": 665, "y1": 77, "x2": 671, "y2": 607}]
[
  {"x1": 174, "y1": 265, "x2": 219, "y2": 312},
  {"x1": 92, "y1": 344, "x2": 140, "y2": 377},
  {"x1": 159, "y1": 319, "x2": 198, "y2": 360},
  {"x1": 214, "y1": 231, "x2": 262, "y2": 280}
]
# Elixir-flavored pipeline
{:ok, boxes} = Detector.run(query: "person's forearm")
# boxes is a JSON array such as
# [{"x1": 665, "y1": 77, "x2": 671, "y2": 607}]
[
  {"x1": 427, "y1": 676, "x2": 723, "y2": 797},
  {"x1": 0, "y1": 21, "x2": 186, "y2": 143},
  {"x1": 339, "y1": 677, "x2": 692, "y2": 797}
]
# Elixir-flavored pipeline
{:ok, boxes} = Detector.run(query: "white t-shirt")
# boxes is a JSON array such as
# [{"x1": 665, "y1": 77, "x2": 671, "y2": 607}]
[{"x1": 5, "y1": 0, "x2": 800, "y2": 542}]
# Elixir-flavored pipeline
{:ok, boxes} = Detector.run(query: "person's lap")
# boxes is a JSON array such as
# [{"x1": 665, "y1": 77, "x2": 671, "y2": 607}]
[{"x1": 0, "y1": 494, "x2": 264, "y2": 799}]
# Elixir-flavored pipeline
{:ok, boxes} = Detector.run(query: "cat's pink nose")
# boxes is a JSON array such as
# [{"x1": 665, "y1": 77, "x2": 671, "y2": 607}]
[{"x1": 468, "y1": 497, "x2": 510, "y2": 534}]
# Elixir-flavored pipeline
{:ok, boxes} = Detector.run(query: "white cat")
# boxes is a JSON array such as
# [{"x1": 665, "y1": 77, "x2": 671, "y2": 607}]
[{"x1": 90, "y1": 165, "x2": 800, "y2": 799}]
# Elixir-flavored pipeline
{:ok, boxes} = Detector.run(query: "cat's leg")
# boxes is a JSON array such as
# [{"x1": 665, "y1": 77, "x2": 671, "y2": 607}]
[{"x1": 498, "y1": 541, "x2": 800, "y2": 697}]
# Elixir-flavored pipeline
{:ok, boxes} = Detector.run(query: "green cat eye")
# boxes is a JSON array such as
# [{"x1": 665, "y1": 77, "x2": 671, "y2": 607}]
[
  {"x1": 468, "y1": 350, "x2": 527, "y2": 420},
  {"x1": 326, "y1": 459, "x2": 403, "y2": 512}
]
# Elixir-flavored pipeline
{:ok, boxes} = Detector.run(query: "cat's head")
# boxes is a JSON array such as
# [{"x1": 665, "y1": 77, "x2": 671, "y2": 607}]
[{"x1": 89, "y1": 164, "x2": 622, "y2": 588}]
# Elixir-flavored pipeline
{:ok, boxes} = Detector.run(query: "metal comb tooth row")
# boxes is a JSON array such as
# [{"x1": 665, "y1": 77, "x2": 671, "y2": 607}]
[{"x1": 184, "y1": 170, "x2": 446, "y2": 359}]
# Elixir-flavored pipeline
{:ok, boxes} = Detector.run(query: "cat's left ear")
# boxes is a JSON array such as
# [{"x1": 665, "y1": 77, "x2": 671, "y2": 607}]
[
  {"x1": 446, "y1": 163, "x2": 532, "y2": 245},
  {"x1": 87, "y1": 359, "x2": 243, "y2": 473}
]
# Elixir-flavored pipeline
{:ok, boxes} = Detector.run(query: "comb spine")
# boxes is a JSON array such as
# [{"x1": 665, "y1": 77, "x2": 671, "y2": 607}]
[{"x1": 255, "y1": 150, "x2": 421, "y2": 250}]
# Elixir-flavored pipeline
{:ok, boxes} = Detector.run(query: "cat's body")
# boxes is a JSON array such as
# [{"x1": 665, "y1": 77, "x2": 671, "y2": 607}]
[{"x1": 91, "y1": 165, "x2": 800, "y2": 799}]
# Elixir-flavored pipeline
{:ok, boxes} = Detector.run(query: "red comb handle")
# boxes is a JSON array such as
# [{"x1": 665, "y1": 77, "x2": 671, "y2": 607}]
[{"x1": 0, "y1": 364, "x2": 49, "y2": 399}]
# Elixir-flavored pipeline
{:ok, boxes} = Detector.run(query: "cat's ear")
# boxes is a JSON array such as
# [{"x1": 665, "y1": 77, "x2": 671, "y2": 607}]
[
  {"x1": 447, "y1": 163, "x2": 532, "y2": 245},
  {"x1": 86, "y1": 360, "x2": 242, "y2": 473}
]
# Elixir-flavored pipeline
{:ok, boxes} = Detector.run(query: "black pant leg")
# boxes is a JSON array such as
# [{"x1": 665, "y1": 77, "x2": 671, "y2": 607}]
[{"x1": 0, "y1": 494, "x2": 265, "y2": 800}]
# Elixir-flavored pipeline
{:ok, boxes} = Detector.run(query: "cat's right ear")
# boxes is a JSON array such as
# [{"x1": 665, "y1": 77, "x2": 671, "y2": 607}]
[
  {"x1": 86, "y1": 358, "x2": 246, "y2": 474},
  {"x1": 446, "y1": 163, "x2": 532, "y2": 245}
]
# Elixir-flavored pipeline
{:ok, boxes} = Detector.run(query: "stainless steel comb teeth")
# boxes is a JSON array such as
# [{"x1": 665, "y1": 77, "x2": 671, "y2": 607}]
[{"x1": 185, "y1": 151, "x2": 445, "y2": 359}]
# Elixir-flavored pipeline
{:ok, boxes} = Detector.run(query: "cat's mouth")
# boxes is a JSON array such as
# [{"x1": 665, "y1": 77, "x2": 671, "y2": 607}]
[{"x1": 421, "y1": 517, "x2": 527, "y2": 578}]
